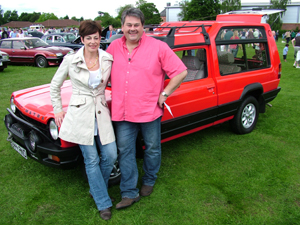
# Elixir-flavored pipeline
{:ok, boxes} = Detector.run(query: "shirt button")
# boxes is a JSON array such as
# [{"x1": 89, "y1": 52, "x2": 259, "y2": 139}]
[
  {"x1": 98, "y1": 110, "x2": 101, "y2": 114},
  {"x1": 125, "y1": 91, "x2": 127, "y2": 93}
]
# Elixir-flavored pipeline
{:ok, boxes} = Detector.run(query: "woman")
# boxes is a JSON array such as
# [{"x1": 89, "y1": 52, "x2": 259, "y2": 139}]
[
  {"x1": 17, "y1": 29, "x2": 24, "y2": 38},
  {"x1": 229, "y1": 30, "x2": 241, "y2": 57},
  {"x1": 50, "y1": 20, "x2": 117, "y2": 220}
]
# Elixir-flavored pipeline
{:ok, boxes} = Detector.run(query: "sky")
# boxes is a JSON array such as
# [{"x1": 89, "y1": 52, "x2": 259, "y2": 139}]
[{"x1": 1, "y1": 0, "x2": 177, "y2": 20}]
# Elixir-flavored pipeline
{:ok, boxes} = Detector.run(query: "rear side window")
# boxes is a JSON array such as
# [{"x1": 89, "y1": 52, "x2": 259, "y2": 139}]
[
  {"x1": 0, "y1": 40, "x2": 12, "y2": 49},
  {"x1": 215, "y1": 27, "x2": 269, "y2": 76}
]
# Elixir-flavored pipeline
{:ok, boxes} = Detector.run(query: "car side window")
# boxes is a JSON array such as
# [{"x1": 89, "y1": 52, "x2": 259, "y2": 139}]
[
  {"x1": 215, "y1": 27, "x2": 269, "y2": 76},
  {"x1": 179, "y1": 49, "x2": 208, "y2": 82},
  {"x1": 54, "y1": 36, "x2": 62, "y2": 43},
  {"x1": 46, "y1": 36, "x2": 52, "y2": 43},
  {"x1": 0, "y1": 40, "x2": 12, "y2": 49},
  {"x1": 12, "y1": 41, "x2": 26, "y2": 49}
]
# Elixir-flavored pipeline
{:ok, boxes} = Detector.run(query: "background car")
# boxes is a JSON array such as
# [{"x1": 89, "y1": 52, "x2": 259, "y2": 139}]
[
  {"x1": 27, "y1": 30, "x2": 44, "y2": 38},
  {"x1": 0, "y1": 37, "x2": 73, "y2": 68},
  {"x1": 0, "y1": 50, "x2": 10, "y2": 71},
  {"x1": 41, "y1": 33, "x2": 83, "y2": 51}
]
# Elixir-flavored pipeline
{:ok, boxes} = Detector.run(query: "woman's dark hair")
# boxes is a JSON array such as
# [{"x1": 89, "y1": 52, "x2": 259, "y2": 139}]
[
  {"x1": 121, "y1": 8, "x2": 145, "y2": 26},
  {"x1": 79, "y1": 20, "x2": 102, "y2": 39}
]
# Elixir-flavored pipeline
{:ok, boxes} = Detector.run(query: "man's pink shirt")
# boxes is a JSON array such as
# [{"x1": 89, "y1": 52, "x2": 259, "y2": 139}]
[{"x1": 106, "y1": 33, "x2": 187, "y2": 123}]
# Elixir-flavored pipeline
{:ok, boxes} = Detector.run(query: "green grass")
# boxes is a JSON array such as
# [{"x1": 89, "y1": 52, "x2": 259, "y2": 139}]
[{"x1": 1, "y1": 39, "x2": 300, "y2": 224}]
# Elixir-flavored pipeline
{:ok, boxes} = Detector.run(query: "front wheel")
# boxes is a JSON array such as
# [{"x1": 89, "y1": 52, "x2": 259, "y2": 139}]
[
  {"x1": 230, "y1": 96, "x2": 259, "y2": 134},
  {"x1": 35, "y1": 56, "x2": 48, "y2": 68},
  {"x1": 80, "y1": 159, "x2": 121, "y2": 187}
]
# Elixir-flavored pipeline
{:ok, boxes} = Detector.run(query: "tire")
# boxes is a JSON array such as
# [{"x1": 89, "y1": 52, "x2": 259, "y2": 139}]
[
  {"x1": 230, "y1": 96, "x2": 259, "y2": 134},
  {"x1": 35, "y1": 56, "x2": 48, "y2": 68},
  {"x1": 80, "y1": 159, "x2": 121, "y2": 187}
]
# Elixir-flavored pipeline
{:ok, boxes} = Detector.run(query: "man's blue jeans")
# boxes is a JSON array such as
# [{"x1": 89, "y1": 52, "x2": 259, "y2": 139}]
[
  {"x1": 114, "y1": 117, "x2": 161, "y2": 198},
  {"x1": 79, "y1": 135, "x2": 117, "y2": 211}
]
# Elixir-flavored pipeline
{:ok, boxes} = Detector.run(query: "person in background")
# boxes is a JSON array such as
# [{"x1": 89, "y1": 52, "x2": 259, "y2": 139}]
[
  {"x1": 229, "y1": 30, "x2": 241, "y2": 57},
  {"x1": 291, "y1": 30, "x2": 300, "y2": 68},
  {"x1": 285, "y1": 30, "x2": 291, "y2": 44},
  {"x1": 9, "y1": 29, "x2": 18, "y2": 38},
  {"x1": 283, "y1": 44, "x2": 289, "y2": 62},
  {"x1": 1, "y1": 28, "x2": 8, "y2": 39},
  {"x1": 105, "y1": 25, "x2": 116, "y2": 40},
  {"x1": 275, "y1": 30, "x2": 279, "y2": 42},
  {"x1": 106, "y1": 8, "x2": 187, "y2": 210},
  {"x1": 17, "y1": 29, "x2": 24, "y2": 38},
  {"x1": 50, "y1": 20, "x2": 117, "y2": 220}
]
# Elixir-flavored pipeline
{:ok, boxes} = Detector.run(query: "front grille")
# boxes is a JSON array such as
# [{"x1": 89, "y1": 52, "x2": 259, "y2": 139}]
[{"x1": 15, "y1": 109, "x2": 48, "y2": 131}]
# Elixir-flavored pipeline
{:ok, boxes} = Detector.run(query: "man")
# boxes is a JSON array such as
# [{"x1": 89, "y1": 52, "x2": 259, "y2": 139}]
[
  {"x1": 105, "y1": 25, "x2": 116, "y2": 40},
  {"x1": 9, "y1": 29, "x2": 18, "y2": 38},
  {"x1": 106, "y1": 8, "x2": 187, "y2": 209}
]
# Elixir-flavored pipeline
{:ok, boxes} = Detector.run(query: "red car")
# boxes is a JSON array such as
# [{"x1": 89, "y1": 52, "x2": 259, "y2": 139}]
[
  {"x1": 4, "y1": 10, "x2": 281, "y2": 185},
  {"x1": 0, "y1": 37, "x2": 73, "y2": 68}
]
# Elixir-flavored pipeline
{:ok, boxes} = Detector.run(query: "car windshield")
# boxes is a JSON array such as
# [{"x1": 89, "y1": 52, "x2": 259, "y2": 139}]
[{"x1": 24, "y1": 39, "x2": 48, "y2": 48}]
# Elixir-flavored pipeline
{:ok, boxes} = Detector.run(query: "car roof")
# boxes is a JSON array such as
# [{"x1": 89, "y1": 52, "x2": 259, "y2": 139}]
[
  {"x1": 44, "y1": 33, "x2": 75, "y2": 36},
  {"x1": 1, "y1": 37, "x2": 41, "y2": 41}
]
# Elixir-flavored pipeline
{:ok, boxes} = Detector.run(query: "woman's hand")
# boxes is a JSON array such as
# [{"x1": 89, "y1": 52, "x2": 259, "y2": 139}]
[{"x1": 54, "y1": 111, "x2": 66, "y2": 127}]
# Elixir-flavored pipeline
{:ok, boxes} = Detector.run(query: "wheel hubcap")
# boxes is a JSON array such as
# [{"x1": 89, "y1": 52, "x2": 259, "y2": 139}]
[{"x1": 241, "y1": 103, "x2": 256, "y2": 128}]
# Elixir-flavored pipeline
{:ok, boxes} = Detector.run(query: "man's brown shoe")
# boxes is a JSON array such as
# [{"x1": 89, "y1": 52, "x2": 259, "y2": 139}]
[
  {"x1": 140, "y1": 185, "x2": 153, "y2": 196},
  {"x1": 99, "y1": 208, "x2": 111, "y2": 220},
  {"x1": 115, "y1": 196, "x2": 141, "y2": 209}
]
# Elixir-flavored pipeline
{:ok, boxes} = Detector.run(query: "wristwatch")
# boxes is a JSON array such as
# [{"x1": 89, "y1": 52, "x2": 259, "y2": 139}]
[{"x1": 161, "y1": 91, "x2": 169, "y2": 97}]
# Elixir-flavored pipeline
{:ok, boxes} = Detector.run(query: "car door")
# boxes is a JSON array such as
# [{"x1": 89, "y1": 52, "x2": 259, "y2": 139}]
[
  {"x1": 11, "y1": 40, "x2": 34, "y2": 63},
  {"x1": 161, "y1": 48, "x2": 218, "y2": 141}
]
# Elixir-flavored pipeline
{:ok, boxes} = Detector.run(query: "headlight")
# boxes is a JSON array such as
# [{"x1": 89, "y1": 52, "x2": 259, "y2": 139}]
[
  {"x1": 49, "y1": 119, "x2": 59, "y2": 140},
  {"x1": 2, "y1": 55, "x2": 9, "y2": 60},
  {"x1": 10, "y1": 97, "x2": 16, "y2": 113},
  {"x1": 28, "y1": 130, "x2": 42, "y2": 152},
  {"x1": 56, "y1": 53, "x2": 63, "y2": 57}
]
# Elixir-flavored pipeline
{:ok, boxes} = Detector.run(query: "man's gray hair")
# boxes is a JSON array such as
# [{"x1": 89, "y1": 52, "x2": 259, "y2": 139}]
[{"x1": 121, "y1": 8, "x2": 145, "y2": 26}]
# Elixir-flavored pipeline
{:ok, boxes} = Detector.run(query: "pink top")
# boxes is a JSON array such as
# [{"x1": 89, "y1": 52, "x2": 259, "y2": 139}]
[{"x1": 106, "y1": 32, "x2": 187, "y2": 122}]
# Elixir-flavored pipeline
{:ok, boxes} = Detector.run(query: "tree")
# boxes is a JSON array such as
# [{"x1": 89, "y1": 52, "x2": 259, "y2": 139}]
[
  {"x1": 36, "y1": 13, "x2": 58, "y2": 22},
  {"x1": 178, "y1": 0, "x2": 189, "y2": 21},
  {"x1": 220, "y1": 0, "x2": 241, "y2": 13},
  {"x1": 95, "y1": 12, "x2": 121, "y2": 28},
  {"x1": 116, "y1": 4, "x2": 134, "y2": 21},
  {"x1": 137, "y1": 2, "x2": 162, "y2": 25},
  {"x1": 0, "y1": 5, "x2": 4, "y2": 25},
  {"x1": 63, "y1": 15, "x2": 69, "y2": 20},
  {"x1": 266, "y1": 0, "x2": 288, "y2": 31},
  {"x1": 179, "y1": 0, "x2": 221, "y2": 21}
]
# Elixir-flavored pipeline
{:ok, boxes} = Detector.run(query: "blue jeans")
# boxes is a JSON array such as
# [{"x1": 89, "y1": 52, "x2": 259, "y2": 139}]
[
  {"x1": 79, "y1": 135, "x2": 117, "y2": 211},
  {"x1": 114, "y1": 117, "x2": 161, "y2": 198}
]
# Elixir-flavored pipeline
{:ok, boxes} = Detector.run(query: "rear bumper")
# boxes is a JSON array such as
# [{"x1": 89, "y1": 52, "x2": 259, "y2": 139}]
[
  {"x1": 262, "y1": 87, "x2": 281, "y2": 103},
  {"x1": 4, "y1": 109, "x2": 82, "y2": 169}
]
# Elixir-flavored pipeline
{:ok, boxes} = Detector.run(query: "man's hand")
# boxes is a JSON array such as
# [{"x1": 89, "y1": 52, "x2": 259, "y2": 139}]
[{"x1": 158, "y1": 93, "x2": 168, "y2": 108}]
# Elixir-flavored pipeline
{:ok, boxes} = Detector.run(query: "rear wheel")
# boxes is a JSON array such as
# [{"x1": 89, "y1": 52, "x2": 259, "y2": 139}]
[
  {"x1": 230, "y1": 96, "x2": 259, "y2": 134},
  {"x1": 35, "y1": 56, "x2": 48, "y2": 68}
]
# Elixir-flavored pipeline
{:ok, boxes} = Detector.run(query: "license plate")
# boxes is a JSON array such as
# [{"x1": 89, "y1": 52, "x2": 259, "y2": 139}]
[{"x1": 10, "y1": 140, "x2": 27, "y2": 159}]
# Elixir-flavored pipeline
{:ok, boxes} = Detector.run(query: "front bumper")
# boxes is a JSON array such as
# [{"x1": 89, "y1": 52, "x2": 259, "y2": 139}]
[
  {"x1": 0, "y1": 59, "x2": 10, "y2": 70},
  {"x1": 4, "y1": 108, "x2": 81, "y2": 169}
]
